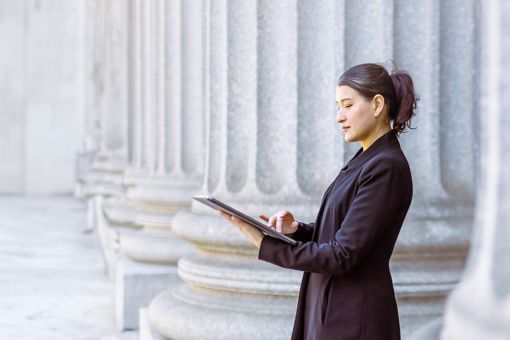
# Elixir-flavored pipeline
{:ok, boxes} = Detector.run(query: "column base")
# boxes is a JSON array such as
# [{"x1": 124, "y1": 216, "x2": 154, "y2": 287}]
[
  {"x1": 121, "y1": 228, "x2": 193, "y2": 264},
  {"x1": 149, "y1": 284, "x2": 296, "y2": 340},
  {"x1": 397, "y1": 294, "x2": 446, "y2": 339},
  {"x1": 139, "y1": 308, "x2": 168, "y2": 340},
  {"x1": 410, "y1": 318, "x2": 442, "y2": 340},
  {"x1": 95, "y1": 195, "x2": 121, "y2": 278},
  {"x1": 115, "y1": 254, "x2": 179, "y2": 331},
  {"x1": 96, "y1": 196, "x2": 142, "y2": 278},
  {"x1": 440, "y1": 279, "x2": 510, "y2": 340}
]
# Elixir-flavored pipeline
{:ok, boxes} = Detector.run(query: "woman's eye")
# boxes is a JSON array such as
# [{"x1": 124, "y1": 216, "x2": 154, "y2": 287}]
[{"x1": 345, "y1": 105, "x2": 352, "y2": 108}]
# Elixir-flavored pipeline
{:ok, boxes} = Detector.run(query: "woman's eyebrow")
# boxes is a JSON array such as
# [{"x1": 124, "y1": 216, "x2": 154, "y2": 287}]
[{"x1": 336, "y1": 98, "x2": 353, "y2": 103}]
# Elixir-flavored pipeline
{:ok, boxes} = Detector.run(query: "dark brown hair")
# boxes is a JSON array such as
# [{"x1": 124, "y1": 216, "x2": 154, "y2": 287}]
[{"x1": 337, "y1": 62, "x2": 418, "y2": 137}]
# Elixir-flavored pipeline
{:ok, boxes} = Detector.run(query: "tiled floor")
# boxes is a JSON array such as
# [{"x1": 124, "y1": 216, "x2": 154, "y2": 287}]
[{"x1": 0, "y1": 195, "x2": 137, "y2": 340}]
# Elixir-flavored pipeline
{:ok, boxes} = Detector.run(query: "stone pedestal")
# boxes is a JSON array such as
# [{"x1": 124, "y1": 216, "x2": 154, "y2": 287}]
[
  {"x1": 114, "y1": 253, "x2": 179, "y2": 331},
  {"x1": 139, "y1": 308, "x2": 166, "y2": 340}
]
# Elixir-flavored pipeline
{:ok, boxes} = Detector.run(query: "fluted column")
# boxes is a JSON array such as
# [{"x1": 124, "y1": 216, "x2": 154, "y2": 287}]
[
  {"x1": 389, "y1": 0, "x2": 479, "y2": 336},
  {"x1": 119, "y1": 0, "x2": 201, "y2": 265},
  {"x1": 78, "y1": 0, "x2": 131, "y2": 276},
  {"x1": 75, "y1": 0, "x2": 102, "y2": 200},
  {"x1": 80, "y1": 0, "x2": 129, "y2": 199},
  {"x1": 147, "y1": 1, "x2": 347, "y2": 339},
  {"x1": 411, "y1": 0, "x2": 509, "y2": 339},
  {"x1": 108, "y1": 0, "x2": 203, "y2": 331}
]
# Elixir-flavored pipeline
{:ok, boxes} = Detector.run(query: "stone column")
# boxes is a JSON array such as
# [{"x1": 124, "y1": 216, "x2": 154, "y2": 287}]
[
  {"x1": 147, "y1": 1, "x2": 347, "y2": 339},
  {"x1": 389, "y1": 0, "x2": 479, "y2": 336},
  {"x1": 89, "y1": 0, "x2": 139, "y2": 278},
  {"x1": 75, "y1": 0, "x2": 101, "y2": 200},
  {"x1": 79, "y1": 0, "x2": 129, "y2": 200},
  {"x1": 78, "y1": 0, "x2": 130, "y2": 277},
  {"x1": 412, "y1": 0, "x2": 510, "y2": 339},
  {"x1": 110, "y1": 0, "x2": 203, "y2": 331}
]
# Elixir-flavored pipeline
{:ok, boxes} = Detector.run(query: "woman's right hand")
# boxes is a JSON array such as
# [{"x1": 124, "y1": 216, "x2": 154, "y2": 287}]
[{"x1": 259, "y1": 210, "x2": 299, "y2": 235}]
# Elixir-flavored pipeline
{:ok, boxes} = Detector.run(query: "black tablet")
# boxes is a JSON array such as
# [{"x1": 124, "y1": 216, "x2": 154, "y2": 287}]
[{"x1": 193, "y1": 194, "x2": 298, "y2": 245}]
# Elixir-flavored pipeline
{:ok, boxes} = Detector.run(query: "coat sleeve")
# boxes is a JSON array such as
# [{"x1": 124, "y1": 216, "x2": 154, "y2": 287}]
[
  {"x1": 258, "y1": 159, "x2": 405, "y2": 275},
  {"x1": 287, "y1": 222, "x2": 315, "y2": 242}
]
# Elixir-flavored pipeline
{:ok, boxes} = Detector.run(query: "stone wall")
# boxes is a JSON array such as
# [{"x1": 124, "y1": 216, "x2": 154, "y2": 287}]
[{"x1": 0, "y1": 0, "x2": 85, "y2": 194}]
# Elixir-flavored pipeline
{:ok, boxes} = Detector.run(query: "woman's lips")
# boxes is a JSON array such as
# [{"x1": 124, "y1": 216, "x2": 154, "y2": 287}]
[{"x1": 342, "y1": 126, "x2": 350, "y2": 132}]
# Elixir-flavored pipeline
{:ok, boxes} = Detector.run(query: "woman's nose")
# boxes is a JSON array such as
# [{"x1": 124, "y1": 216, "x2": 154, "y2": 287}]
[{"x1": 336, "y1": 109, "x2": 345, "y2": 123}]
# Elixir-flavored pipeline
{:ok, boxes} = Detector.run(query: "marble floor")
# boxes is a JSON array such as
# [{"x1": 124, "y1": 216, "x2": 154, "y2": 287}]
[{"x1": 0, "y1": 195, "x2": 137, "y2": 340}]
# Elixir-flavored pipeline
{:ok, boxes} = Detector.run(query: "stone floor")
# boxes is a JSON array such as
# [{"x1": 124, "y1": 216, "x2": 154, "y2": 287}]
[{"x1": 0, "y1": 195, "x2": 137, "y2": 340}]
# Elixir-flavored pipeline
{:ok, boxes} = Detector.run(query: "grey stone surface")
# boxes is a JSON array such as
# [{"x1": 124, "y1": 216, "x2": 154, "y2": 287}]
[
  {"x1": 114, "y1": 255, "x2": 178, "y2": 331},
  {"x1": 77, "y1": 0, "x2": 129, "y2": 202},
  {"x1": 411, "y1": 318, "x2": 442, "y2": 340},
  {"x1": 150, "y1": 285, "x2": 295, "y2": 340},
  {"x1": 0, "y1": 195, "x2": 135, "y2": 339},
  {"x1": 121, "y1": 228, "x2": 190, "y2": 265},
  {"x1": 0, "y1": 0, "x2": 85, "y2": 194},
  {"x1": 432, "y1": 0, "x2": 510, "y2": 339},
  {"x1": 139, "y1": 308, "x2": 166, "y2": 340}
]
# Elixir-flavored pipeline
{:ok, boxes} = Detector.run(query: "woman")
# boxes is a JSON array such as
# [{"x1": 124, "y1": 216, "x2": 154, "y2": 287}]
[{"x1": 219, "y1": 62, "x2": 417, "y2": 340}]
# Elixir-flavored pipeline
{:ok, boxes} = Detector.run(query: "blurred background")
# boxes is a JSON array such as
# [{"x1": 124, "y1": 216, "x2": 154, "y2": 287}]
[{"x1": 0, "y1": 0, "x2": 508, "y2": 339}]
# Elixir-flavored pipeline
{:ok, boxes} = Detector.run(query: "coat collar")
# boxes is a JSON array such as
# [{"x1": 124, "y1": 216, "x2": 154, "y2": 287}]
[{"x1": 341, "y1": 129, "x2": 399, "y2": 171}]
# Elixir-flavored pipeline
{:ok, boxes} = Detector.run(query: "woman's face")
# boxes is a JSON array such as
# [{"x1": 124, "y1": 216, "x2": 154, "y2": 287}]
[{"x1": 335, "y1": 85, "x2": 377, "y2": 144}]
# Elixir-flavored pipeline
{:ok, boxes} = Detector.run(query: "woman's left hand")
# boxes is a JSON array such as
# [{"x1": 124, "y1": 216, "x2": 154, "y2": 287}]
[{"x1": 218, "y1": 210, "x2": 264, "y2": 249}]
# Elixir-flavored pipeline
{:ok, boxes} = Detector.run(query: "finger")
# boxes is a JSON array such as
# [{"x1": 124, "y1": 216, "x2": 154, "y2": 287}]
[
  {"x1": 259, "y1": 214, "x2": 269, "y2": 222},
  {"x1": 233, "y1": 219, "x2": 254, "y2": 237},
  {"x1": 268, "y1": 216, "x2": 276, "y2": 229},
  {"x1": 280, "y1": 210, "x2": 289, "y2": 217},
  {"x1": 231, "y1": 216, "x2": 249, "y2": 229},
  {"x1": 234, "y1": 218, "x2": 257, "y2": 232},
  {"x1": 218, "y1": 210, "x2": 231, "y2": 220},
  {"x1": 237, "y1": 222, "x2": 261, "y2": 237},
  {"x1": 230, "y1": 215, "x2": 240, "y2": 225},
  {"x1": 276, "y1": 215, "x2": 284, "y2": 233}
]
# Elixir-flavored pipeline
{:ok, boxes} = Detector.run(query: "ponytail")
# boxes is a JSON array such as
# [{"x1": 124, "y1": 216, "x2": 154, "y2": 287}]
[{"x1": 389, "y1": 69, "x2": 418, "y2": 136}]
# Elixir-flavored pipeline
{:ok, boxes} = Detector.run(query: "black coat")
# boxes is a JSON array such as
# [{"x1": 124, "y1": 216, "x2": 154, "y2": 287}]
[{"x1": 258, "y1": 129, "x2": 413, "y2": 340}]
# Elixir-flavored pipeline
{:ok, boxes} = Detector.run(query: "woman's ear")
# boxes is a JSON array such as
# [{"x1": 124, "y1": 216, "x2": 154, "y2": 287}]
[{"x1": 372, "y1": 94, "x2": 385, "y2": 117}]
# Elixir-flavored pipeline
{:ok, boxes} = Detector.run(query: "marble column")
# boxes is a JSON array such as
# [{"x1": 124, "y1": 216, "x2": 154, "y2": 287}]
[
  {"x1": 412, "y1": 0, "x2": 510, "y2": 339},
  {"x1": 78, "y1": 0, "x2": 129, "y2": 200},
  {"x1": 78, "y1": 0, "x2": 131, "y2": 278},
  {"x1": 109, "y1": 0, "x2": 203, "y2": 331},
  {"x1": 390, "y1": 0, "x2": 479, "y2": 335}
]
